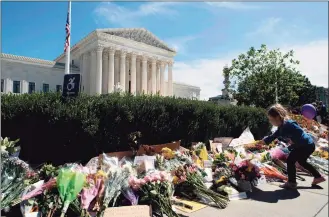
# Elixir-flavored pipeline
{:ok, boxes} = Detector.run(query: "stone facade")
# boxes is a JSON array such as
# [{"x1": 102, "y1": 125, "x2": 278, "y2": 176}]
[{"x1": 0, "y1": 28, "x2": 201, "y2": 98}]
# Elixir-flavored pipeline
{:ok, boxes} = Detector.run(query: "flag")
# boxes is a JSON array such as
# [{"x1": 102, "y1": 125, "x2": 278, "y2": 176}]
[{"x1": 64, "y1": 3, "x2": 70, "y2": 52}]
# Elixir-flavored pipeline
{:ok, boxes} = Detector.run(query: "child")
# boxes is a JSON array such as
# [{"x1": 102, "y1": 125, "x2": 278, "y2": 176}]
[{"x1": 258, "y1": 104, "x2": 325, "y2": 189}]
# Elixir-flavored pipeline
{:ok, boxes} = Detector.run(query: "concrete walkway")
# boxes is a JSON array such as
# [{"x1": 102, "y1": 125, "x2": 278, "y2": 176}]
[{"x1": 182, "y1": 176, "x2": 328, "y2": 217}]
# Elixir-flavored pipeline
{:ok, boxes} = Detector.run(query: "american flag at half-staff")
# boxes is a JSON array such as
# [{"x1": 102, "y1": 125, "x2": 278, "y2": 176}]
[
  {"x1": 64, "y1": 2, "x2": 71, "y2": 52},
  {"x1": 64, "y1": 1, "x2": 71, "y2": 75}
]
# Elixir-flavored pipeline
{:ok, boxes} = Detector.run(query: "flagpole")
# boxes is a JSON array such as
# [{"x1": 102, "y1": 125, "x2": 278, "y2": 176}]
[{"x1": 64, "y1": 1, "x2": 71, "y2": 75}]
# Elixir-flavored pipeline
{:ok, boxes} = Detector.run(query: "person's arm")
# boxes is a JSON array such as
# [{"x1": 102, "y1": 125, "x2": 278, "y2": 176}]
[{"x1": 263, "y1": 129, "x2": 280, "y2": 145}]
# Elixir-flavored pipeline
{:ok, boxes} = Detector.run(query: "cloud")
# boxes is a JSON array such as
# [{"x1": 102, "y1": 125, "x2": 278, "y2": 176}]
[
  {"x1": 93, "y1": 2, "x2": 180, "y2": 27},
  {"x1": 165, "y1": 35, "x2": 198, "y2": 55},
  {"x1": 246, "y1": 17, "x2": 310, "y2": 45},
  {"x1": 206, "y1": 2, "x2": 261, "y2": 10},
  {"x1": 173, "y1": 39, "x2": 328, "y2": 100},
  {"x1": 285, "y1": 40, "x2": 328, "y2": 87},
  {"x1": 246, "y1": 17, "x2": 282, "y2": 37}
]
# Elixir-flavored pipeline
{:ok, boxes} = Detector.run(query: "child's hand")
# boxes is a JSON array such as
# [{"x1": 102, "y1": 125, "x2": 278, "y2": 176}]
[{"x1": 257, "y1": 140, "x2": 266, "y2": 146}]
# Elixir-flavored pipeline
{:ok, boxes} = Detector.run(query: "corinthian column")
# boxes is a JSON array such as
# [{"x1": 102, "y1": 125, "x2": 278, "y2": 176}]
[
  {"x1": 156, "y1": 64, "x2": 160, "y2": 93},
  {"x1": 168, "y1": 61, "x2": 173, "y2": 96},
  {"x1": 130, "y1": 52, "x2": 137, "y2": 95},
  {"x1": 120, "y1": 50, "x2": 127, "y2": 91},
  {"x1": 95, "y1": 46, "x2": 103, "y2": 95},
  {"x1": 160, "y1": 61, "x2": 165, "y2": 96},
  {"x1": 136, "y1": 58, "x2": 141, "y2": 94},
  {"x1": 90, "y1": 50, "x2": 97, "y2": 94},
  {"x1": 108, "y1": 47, "x2": 115, "y2": 93},
  {"x1": 125, "y1": 58, "x2": 130, "y2": 92},
  {"x1": 141, "y1": 55, "x2": 148, "y2": 94},
  {"x1": 102, "y1": 51, "x2": 109, "y2": 94},
  {"x1": 151, "y1": 58, "x2": 157, "y2": 94},
  {"x1": 82, "y1": 53, "x2": 90, "y2": 93}
]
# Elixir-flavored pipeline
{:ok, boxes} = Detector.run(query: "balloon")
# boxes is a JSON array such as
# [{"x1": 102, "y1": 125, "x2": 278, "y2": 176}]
[{"x1": 301, "y1": 104, "x2": 316, "y2": 120}]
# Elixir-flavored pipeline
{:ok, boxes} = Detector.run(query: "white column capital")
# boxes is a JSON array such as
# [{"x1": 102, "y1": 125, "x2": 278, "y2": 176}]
[
  {"x1": 131, "y1": 52, "x2": 138, "y2": 58},
  {"x1": 141, "y1": 54, "x2": 149, "y2": 62},
  {"x1": 120, "y1": 49, "x2": 128, "y2": 57},
  {"x1": 168, "y1": 60, "x2": 174, "y2": 67},
  {"x1": 103, "y1": 51, "x2": 109, "y2": 58},
  {"x1": 90, "y1": 49, "x2": 97, "y2": 55},
  {"x1": 96, "y1": 45, "x2": 104, "y2": 53},
  {"x1": 151, "y1": 57, "x2": 157, "y2": 64}
]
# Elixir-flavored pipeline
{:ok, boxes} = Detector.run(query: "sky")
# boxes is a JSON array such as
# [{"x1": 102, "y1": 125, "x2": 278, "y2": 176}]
[{"x1": 2, "y1": 1, "x2": 328, "y2": 100}]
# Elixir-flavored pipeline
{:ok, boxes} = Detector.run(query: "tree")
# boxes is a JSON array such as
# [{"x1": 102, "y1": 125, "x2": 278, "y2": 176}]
[{"x1": 228, "y1": 44, "x2": 316, "y2": 108}]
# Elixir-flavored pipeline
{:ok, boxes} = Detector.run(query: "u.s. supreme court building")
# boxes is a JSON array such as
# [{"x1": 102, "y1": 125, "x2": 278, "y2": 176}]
[{"x1": 1, "y1": 28, "x2": 201, "y2": 99}]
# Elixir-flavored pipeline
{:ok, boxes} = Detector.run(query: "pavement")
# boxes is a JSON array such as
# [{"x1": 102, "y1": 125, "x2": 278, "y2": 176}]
[{"x1": 178, "y1": 176, "x2": 328, "y2": 217}]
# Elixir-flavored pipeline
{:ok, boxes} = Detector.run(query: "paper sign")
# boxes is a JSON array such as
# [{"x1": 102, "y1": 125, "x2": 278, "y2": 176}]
[
  {"x1": 134, "y1": 156, "x2": 156, "y2": 165},
  {"x1": 229, "y1": 127, "x2": 255, "y2": 148},
  {"x1": 172, "y1": 198, "x2": 207, "y2": 213},
  {"x1": 103, "y1": 205, "x2": 151, "y2": 217},
  {"x1": 203, "y1": 160, "x2": 212, "y2": 168},
  {"x1": 216, "y1": 144, "x2": 223, "y2": 153}
]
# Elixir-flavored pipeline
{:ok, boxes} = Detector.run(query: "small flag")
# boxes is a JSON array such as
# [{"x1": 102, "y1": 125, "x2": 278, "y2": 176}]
[{"x1": 64, "y1": 3, "x2": 71, "y2": 52}]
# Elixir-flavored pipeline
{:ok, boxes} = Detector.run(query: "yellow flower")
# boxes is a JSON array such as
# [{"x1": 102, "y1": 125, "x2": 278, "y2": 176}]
[
  {"x1": 161, "y1": 147, "x2": 175, "y2": 159},
  {"x1": 173, "y1": 176, "x2": 179, "y2": 184},
  {"x1": 96, "y1": 170, "x2": 106, "y2": 178}
]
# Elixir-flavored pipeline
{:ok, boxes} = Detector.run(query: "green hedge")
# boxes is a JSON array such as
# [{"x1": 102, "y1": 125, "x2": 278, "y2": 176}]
[{"x1": 1, "y1": 93, "x2": 271, "y2": 165}]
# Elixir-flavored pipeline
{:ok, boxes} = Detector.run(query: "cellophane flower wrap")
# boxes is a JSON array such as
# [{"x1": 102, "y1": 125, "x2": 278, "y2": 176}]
[
  {"x1": 174, "y1": 164, "x2": 229, "y2": 209},
  {"x1": 129, "y1": 171, "x2": 178, "y2": 217},
  {"x1": 1, "y1": 157, "x2": 36, "y2": 210},
  {"x1": 57, "y1": 166, "x2": 86, "y2": 217},
  {"x1": 100, "y1": 160, "x2": 133, "y2": 215}
]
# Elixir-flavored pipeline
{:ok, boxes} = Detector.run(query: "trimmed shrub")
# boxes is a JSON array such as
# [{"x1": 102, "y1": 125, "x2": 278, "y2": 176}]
[{"x1": 1, "y1": 93, "x2": 271, "y2": 165}]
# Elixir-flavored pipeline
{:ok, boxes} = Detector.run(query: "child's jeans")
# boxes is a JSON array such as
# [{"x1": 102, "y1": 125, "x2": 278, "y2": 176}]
[{"x1": 287, "y1": 143, "x2": 322, "y2": 183}]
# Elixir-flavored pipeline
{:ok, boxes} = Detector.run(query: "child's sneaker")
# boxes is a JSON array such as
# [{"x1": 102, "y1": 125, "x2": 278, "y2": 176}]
[
  {"x1": 279, "y1": 182, "x2": 297, "y2": 189},
  {"x1": 312, "y1": 176, "x2": 326, "y2": 185}
]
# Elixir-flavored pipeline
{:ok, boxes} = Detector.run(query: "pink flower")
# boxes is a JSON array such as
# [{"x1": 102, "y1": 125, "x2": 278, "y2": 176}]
[
  {"x1": 129, "y1": 177, "x2": 138, "y2": 186},
  {"x1": 139, "y1": 179, "x2": 146, "y2": 186},
  {"x1": 160, "y1": 172, "x2": 168, "y2": 180},
  {"x1": 134, "y1": 179, "x2": 141, "y2": 185},
  {"x1": 153, "y1": 175, "x2": 161, "y2": 182},
  {"x1": 132, "y1": 184, "x2": 141, "y2": 190},
  {"x1": 144, "y1": 176, "x2": 152, "y2": 183}
]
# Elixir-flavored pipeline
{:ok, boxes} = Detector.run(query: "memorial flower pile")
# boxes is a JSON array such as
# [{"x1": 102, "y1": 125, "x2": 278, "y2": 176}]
[{"x1": 2, "y1": 121, "x2": 328, "y2": 217}]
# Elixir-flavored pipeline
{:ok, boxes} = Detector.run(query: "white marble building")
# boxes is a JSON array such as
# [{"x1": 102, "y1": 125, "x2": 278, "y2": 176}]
[{"x1": 1, "y1": 28, "x2": 200, "y2": 99}]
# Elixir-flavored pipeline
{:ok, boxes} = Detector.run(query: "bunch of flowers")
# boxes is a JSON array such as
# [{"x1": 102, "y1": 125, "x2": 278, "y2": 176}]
[
  {"x1": 312, "y1": 148, "x2": 329, "y2": 160},
  {"x1": 244, "y1": 142, "x2": 269, "y2": 153},
  {"x1": 230, "y1": 160, "x2": 261, "y2": 182},
  {"x1": 229, "y1": 160, "x2": 261, "y2": 192},
  {"x1": 174, "y1": 164, "x2": 229, "y2": 209},
  {"x1": 0, "y1": 137, "x2": 21, "y2": 158},
  {"x1": 213, "y1": 153, "x2": 230, "y2": 167},
  {"x1": 100, "y1": 163, "x2": 133, "y2": 214},
  {"x1": 161, "y1": 147, "x2": 176, "y2": 160},
  {"x1": 1, "y1": 157, "x2": 37, "y2": 210},
  {"x1": 129, "y1": 171, "x2": 178, "y2": 217},
  {"x1": 213, "y1": 167, "x2": 234, "y2": 186}
]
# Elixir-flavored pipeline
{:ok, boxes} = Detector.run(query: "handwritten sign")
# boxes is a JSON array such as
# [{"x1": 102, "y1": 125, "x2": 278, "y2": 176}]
[
  {"x1": 62, "y1": 74, "x2": 81, "y2": 97},
  {"x1": 103, "y1": 205, "x2": 151, "y2": 217}
]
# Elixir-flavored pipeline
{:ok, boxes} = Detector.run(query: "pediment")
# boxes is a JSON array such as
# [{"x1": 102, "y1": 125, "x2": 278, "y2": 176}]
[{"x1": 98, "y1": 28, "x2": 176, "y2": 53}]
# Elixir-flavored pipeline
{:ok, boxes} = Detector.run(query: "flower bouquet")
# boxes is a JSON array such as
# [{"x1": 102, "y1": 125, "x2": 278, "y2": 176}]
[
  {"x1": 100, "y1": 162, "x2": 133, "y2": 215},
  {"x1": 229, "y1": 160, "x2": 261, "y2": 192},
  {"x1": 129, "y1": 171, "x2": 178, "y2": 217},
  {"x1": 174, "y1": 164, "x2": 229, "y2": 209},
  {"x1": 244, "y1": 142, "x2": 269, "y2": 153},
  {"x1": 213, "y1": 167, "x2": 234, "y2": 189},
  {"x1": 1, "y1": 137, "x2": 21, "y2": 158},
  {"x1": 1, "y1": 157, "x2": 36, "y2": 210}
]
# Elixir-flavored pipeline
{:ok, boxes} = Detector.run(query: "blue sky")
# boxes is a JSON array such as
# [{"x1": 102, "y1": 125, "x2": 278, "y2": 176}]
[{"x1": 2, "y1": 2, "x2": 328, "y2": 99}]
